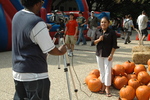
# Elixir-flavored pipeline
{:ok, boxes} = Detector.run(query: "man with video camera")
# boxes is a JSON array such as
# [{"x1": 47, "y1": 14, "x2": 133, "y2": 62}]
[{"x1": 12, "y1": 0, "x2": 67, "y2": 100}]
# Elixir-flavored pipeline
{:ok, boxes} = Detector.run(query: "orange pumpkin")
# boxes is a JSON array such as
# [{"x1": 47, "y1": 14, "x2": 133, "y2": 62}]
[
  {"x1": 134, "y1": 64, "x2": 146, "y2": 75},
  {"x1": 136, "y1": 85, "x2": 150, "y2": 100},
  {"x1": 147, "y1": 59, "x2": 150, "y2": 65},
  {"x1": 120, "y1": 98, "x2": 128, "y2": 100},
  {"x1": 113, "y1": 64, "x2": 125, "y2": 76},
  {"x1": 148, "y1": 65, "x2": 150, "y2": 72},
  {"x1": 126, "y1": 72, "x2": 137, "y2": 80},
  {"x1": 147, "y1": 82, "x2": 150, "y2": 87},
  {"x1": 128, "y1": 78, "x2": 140, "y2": 90},
  {"x1": 85, "y1": 74, "x2": 97, "y2": 85},
  {"x1": 87, "y1": 78, "x2": 102, "y2": 92},
  {"x1": 119, "y1": 85, "x2": 135, "y2": 100},
  {"x1": 118, "y1": 97, "x2": 132, "y2": 100},
  {"x1": 122, "y1": 60, "x2": 135, "y2": 74},
  {"x1": 113, "y1": 75, "x2": 128, "y2": 90},
  {"x1": 111, "y1": 70, "x2": 115, "y2": 83},
  {"x1": 89, "y1": 69, "x2": 100, "y2": 78},
  {"x1": 137, "y1": 71, "x2": 150, "y2": 85}
]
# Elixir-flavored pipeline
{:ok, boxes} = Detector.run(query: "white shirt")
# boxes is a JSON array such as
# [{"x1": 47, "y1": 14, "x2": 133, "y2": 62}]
[
  {"x1": 128, "y1": 19, "x2": 134, "y2": 32},
  {"x1": 137, "y1": 14, "x2": 148, "y2": 30},
  {"x1": 123, "y1": 18, "x2": 128, "y2": 26},
  {"x1": 13, "y1": 9, "x2": 55, "y2": 81}
]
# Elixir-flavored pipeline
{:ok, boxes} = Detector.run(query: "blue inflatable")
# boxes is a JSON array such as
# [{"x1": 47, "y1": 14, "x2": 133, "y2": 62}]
[
  {"x1": 0, "y1": 4, "x2": 8, "y2": 51},
  {"x1": 10, "y1": 0, "x2": 23, "y2": 11},
  {"x1": 76, "y1": 0, "x2": 84, "y2": 12}
]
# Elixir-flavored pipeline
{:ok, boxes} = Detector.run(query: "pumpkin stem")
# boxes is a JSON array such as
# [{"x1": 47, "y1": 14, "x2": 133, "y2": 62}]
[
  {"x1": 118, "y1": 97, "x2": 121, "y2": 100},
  {"x1": 123, "y1": 85, "x2": 127, "y2": 88},
  {"x1": 128, "y1": 60, "x2": 131, "y2": 63},
  {"x1": 132, "y1": 72, "x2": 135, "y2": 74},
  {"x1": 140, "y1": 82, "x2": 144, "y2": 86},
  {"x1": 119, "y1": 74, "x2": 122, "y2": 77},
  {"x1": 93, "y1": 79, "x2": 96, "y2": 81},
  {"x1": 134, "y1": 79, "x2": 137, "y2": 81}
]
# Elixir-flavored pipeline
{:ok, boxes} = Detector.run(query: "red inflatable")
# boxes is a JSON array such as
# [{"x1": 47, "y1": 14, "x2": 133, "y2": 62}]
[{"x1": 0, "y1": 0, "x2": 17, "y2": 51}]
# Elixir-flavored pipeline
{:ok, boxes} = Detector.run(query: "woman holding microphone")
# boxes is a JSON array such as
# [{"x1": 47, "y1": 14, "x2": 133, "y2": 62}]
[{"x1": 92, "y1": 17, "x2": 118, "y2": 97}]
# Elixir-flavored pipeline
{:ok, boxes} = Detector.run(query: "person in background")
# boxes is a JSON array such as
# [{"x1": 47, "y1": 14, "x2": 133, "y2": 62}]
[
  {"x1": 116, "y1": 17, "x2": 122, "y2": 33},
  {"x1": 12, "y1": 0, "x2": 67, "y2": 100},
  {"x1": 87, "y1": 11, "x2": 99, "y2": 46},
  {"x1": 76, "y1": 11, "x2": 87, "y2": 45},
  {"x1": 64, "y1": 13, "x2": 78, "y2": 57},
  {"x1": 92, "y1": 17, "x2": 118, "y2": 97},
  {"x1": 59, "y1": 18, "x2": 65, "y2": 31},
  {"x1": 124, "y1": 15, "x2": 135, "y2": 44},
  {"x1": 137, "y1": 10, "x2": 149, "y2": 45},
  {"x1": 111, "y1": 18, "x2": 117, "y2": 31},
  {"x1": 122, "y1": 15, "x2": 128, "y2": 39},
  {"x1": 109, "y1": 18, "x2": 113, "y2": 29},
  {"x1": 52, "y1": 18, "x2": 65, "y2": 43}
]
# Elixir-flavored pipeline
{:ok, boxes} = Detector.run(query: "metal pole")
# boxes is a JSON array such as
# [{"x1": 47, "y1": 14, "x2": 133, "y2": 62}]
[{"x1": 63, "y1": 53, "x2": 72, "y2": 100}]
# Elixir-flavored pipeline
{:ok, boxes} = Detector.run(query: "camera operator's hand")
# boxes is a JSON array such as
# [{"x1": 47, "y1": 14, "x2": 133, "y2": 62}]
[
  {"x1": 48, "y1": 45, "x2": 66, "y2": 55},
  {"x1": 47, "y1": 24, "x2": 52, "y2": 30},
  {"x1": 58, "y1": 45, "x2": 67, "y2": 55}
]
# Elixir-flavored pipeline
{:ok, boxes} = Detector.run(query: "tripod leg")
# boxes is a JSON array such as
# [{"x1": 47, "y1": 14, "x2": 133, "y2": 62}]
[
  {"x1": 64, "y1": 52, "x2": 78, "y2": 100},
  {"x1": 58, "y1": 55, "x2": 61, "y2": 69},
  {"x1": 63, "y1": 53, "x2": 72, "y2": 100},
  {"x1": 68, "y1": 64, "x2": 78, "y2": 99},
  {"x1": 58, "y1": 38, "x2": 63, "y2": 69}
]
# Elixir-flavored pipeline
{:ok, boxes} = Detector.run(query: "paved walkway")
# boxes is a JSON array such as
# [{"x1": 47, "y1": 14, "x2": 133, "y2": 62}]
[{"x1": 0, "y1": 30, "x2": 150, "y2": 100}]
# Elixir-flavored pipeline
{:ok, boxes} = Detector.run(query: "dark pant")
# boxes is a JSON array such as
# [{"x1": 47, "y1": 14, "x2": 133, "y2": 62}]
[
  {"x1": 13, "y1": 78, "x2": 50, "y2": 100},
  {"x1": 125, "y1": 31, "x2": 131, "y2": 43},
  {"x1": 76, "y1": 27, "x2": 86, "y2": 44}
]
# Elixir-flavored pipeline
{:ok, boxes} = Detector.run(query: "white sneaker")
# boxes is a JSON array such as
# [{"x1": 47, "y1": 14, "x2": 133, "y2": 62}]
[
  {"x1": 68, "y1": 52, "x2": 71, "y2": 56},
  {"x1": 68, "y1": 52, "x2": 73, "y2": 57},
  {"x1": 67, "y1": 49, "x2": 71, "y2": 56}
]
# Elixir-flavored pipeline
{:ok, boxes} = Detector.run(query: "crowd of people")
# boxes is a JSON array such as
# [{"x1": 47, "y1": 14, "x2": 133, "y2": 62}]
[
  {"x1": 11, "y1": 0, "x2": 148, "y2": 99},
  {"x1": 110, "y1": 11, "x2": 148, "y2": 45}
]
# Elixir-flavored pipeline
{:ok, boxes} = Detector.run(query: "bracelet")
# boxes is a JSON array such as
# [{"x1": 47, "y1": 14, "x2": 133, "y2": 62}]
[{"x1": 109, "y1": 54, "x2": 113, "y2": 56}]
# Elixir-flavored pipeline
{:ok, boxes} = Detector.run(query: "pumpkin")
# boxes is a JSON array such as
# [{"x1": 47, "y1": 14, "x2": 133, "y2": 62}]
[
  {"x1": 122, "y1": 60, "x2": 135, "y2": 74},
  {"x1": 118, "y1": 97, "x2": 133, "y2": 100},
  {"x1": 134, "y1": 64, "x2": 146, "y2": 75},
  {"x1": 89, "y1": 69, "x2": 100, "y2": 78},
  {"x1": 147, "y1": 82, "x2": 150, "y2": 87},
  {"x1": 85, "y1": 74, "x2": 97, "y2": 85},
  {"x1": 126, "y1": 72, "x2": 137, "y2": 80},
  {"x1": 147, "y1": 59, "x2": 150, "y2": 65},
  {"x1": 119, "y1": 85, "x2": 135, "y2": 100},
  {"x1": 137, "y1": 71, "x2": 150, "y2": 85},
  {"x1": 113, "y1": 75, "x2": 128, "y2": 90},
  {"x1": 136, "y1": 85, "x2": 150, "y2": 100},
  {"x1": 148, "y1": 65, "x2": 150, "y2": 72},
  {"x1": 128, "y1": 78, "x2": 140, "y2": 90},
  {"x1": 120, "y1": 98, "x2": 128, "y2": 100},
  {"x1": 113, "y1": 64, "x2": 125, "y2": 76},
  {"x1": 111, "y1": 70, "x2": 115, "y2": 83},
  {"x1": 87, "y1": 78, "x2": 102, "y2": 92}
]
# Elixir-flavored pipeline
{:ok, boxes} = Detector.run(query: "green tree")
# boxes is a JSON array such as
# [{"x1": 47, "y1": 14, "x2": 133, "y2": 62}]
[{"x1": 86, "y1": 0, "x2": 150, "y2": 19}]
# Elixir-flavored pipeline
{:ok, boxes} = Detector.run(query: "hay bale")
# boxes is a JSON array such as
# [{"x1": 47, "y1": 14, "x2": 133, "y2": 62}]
[
  {"x1": 132, "y1": 46, "x2": 150, "y2": 53},
  {"x1": 132, "y1": 52, "x2": 150, "y2": 64}
]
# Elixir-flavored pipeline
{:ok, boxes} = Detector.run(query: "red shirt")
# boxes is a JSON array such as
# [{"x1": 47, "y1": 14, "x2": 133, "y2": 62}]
[{"x1": 66, "y1": 20, "x2": 78, "y2": 35}]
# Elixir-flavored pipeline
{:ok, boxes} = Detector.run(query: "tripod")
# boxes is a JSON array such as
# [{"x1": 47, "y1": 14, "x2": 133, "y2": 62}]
[{"x1": 53, "y1": 30, "x2": 78, "y2": 100}]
